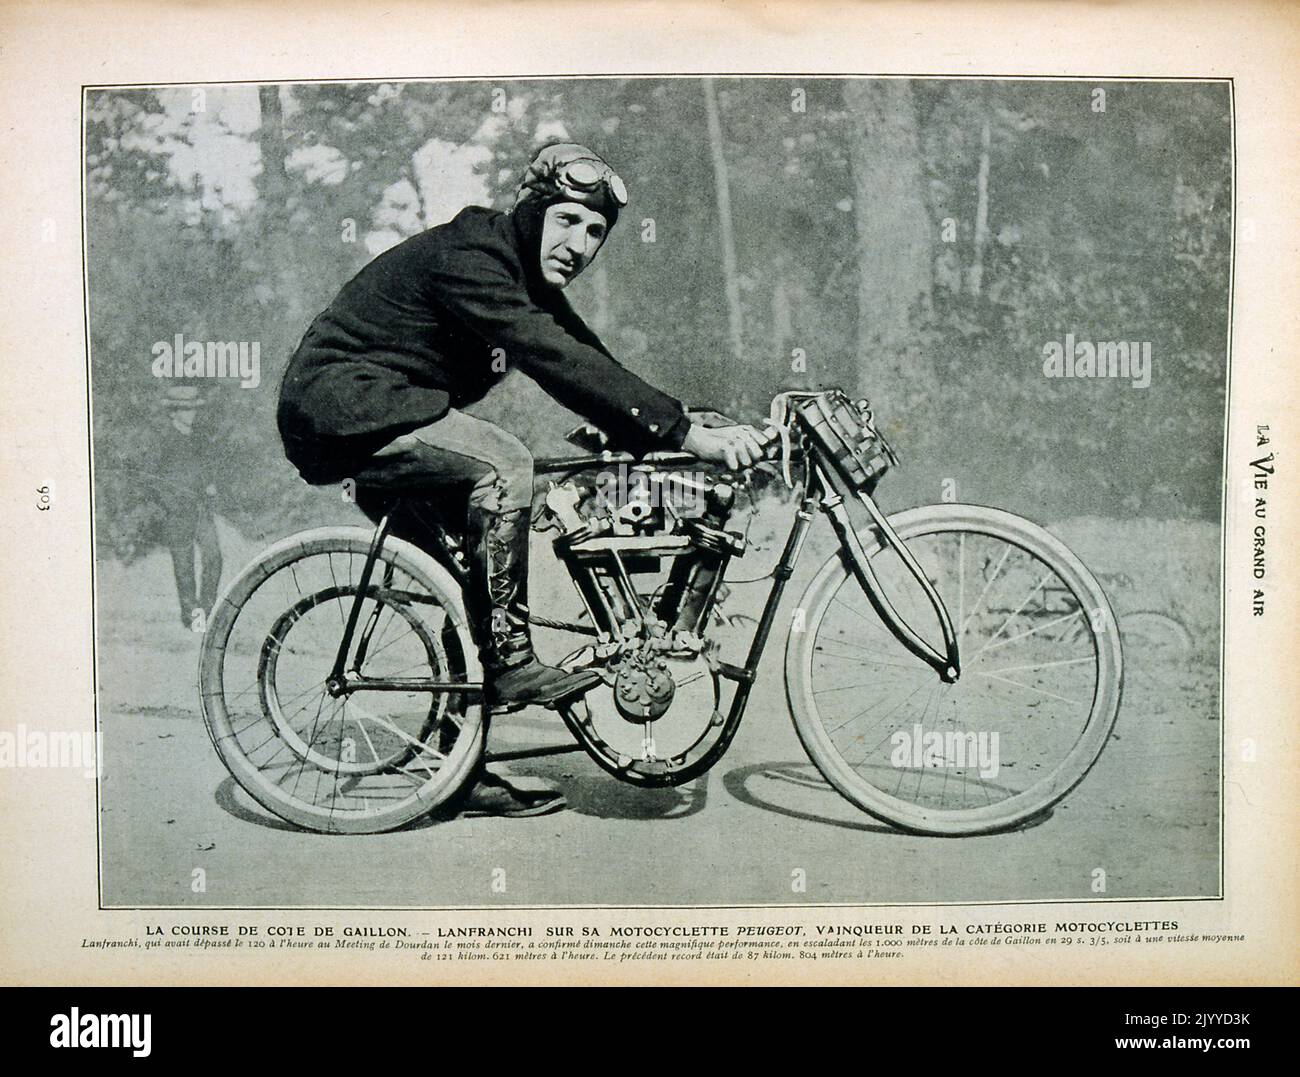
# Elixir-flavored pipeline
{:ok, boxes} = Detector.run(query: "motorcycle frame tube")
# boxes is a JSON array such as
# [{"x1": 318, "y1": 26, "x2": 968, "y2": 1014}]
[
  {"x1": 325, "y1": 504, "x2": 484, "y2": 697},
  {"x1": 711, "y1": 472, "x2": 823, "y2": 736},
  {"x1": 326, "y1": 427, "x2": 961, "y2": 714},
  {"x1": 536, "y1": 450, "x2": 698, "y2": 476},
  {"x1": 328, "y1": 509, "x2": 393, "y2": 683}
]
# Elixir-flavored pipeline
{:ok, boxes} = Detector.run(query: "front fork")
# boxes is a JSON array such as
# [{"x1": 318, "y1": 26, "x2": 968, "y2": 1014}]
[{"x1": 813, "y1": 464, "x2": 961, "y2": 682}]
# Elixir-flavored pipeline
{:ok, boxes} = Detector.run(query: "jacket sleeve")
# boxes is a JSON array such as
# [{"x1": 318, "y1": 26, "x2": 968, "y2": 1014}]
[{"x1": 427, "y1": 247, "x2": 691, "y2": 452}]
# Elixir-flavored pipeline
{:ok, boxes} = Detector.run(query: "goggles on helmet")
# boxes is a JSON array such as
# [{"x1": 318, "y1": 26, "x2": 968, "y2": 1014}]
[{"x1": 553, "y1": 158, "x2": 628, "y2": 207}]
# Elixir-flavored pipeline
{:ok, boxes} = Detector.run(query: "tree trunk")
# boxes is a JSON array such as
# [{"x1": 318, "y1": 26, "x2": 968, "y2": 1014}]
[
  {"x1": 701, "y1": 78, "x2": 745, "y2": 369},
  {"x1": 842, "y1": 80, "x2": 933, "y2": 407},
  {"x1": 257, "y1": 86, "x2": 289, "y2": 210},
  {"x1": 256, "y1": 86, "x2": 302, "y2": 325},
  {"x1": 967, "y1": 117, "x2": 992, "y2": 297}
]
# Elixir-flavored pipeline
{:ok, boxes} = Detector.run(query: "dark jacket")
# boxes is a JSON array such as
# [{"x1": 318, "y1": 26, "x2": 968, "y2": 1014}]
[{"x1": 277, "y1": 205, "x2": 690, "y2": 483}]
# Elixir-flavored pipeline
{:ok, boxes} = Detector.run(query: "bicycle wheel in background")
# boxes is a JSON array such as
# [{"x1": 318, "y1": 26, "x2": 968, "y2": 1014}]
[
  {"x1": 1121, "y1": 610, "x2": 1194, "y2": 658},
  {"x1": 199, "y1": 528, "x2": 485, "y2": 834},
  {"x1": 786, "y1": 504, "x2": 1122, "y2": 836}
]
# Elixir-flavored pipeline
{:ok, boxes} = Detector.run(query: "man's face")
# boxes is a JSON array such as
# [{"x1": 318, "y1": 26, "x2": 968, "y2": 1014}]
[{"x1": 538, "y1": 201, "x2": 609, "y2": 288}]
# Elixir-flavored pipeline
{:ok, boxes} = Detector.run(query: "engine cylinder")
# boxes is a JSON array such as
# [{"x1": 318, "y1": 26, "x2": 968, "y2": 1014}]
[{"x1": 654, "y1": 480, "x2": 739, "y2": 634}]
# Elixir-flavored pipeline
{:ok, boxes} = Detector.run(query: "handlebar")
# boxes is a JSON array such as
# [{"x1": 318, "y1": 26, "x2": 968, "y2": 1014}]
[
  {"x1": 549, "y1": 391, "x2": 848, "y2": 482},
  {"x1": 538, "y1": 426, "x2": 786, "y2": 477}
]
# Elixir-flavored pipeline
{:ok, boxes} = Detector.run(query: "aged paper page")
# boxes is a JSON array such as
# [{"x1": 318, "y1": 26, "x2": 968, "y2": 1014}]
[{"x1": 0, "y1": 0, "x2": 1295, "y2": 985}]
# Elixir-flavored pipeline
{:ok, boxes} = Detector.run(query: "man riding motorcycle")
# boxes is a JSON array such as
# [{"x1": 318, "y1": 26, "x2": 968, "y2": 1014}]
[{"x1": 277, "y1": 142, "x2": 765, "y2": 813}]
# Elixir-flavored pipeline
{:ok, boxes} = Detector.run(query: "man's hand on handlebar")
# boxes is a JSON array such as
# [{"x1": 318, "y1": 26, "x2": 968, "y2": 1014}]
[{"x1": 682, "y1": 422, "x2": 774, "y2": 471}]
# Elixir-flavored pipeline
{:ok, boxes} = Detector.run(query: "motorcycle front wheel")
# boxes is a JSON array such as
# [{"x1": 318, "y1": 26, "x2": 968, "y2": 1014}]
[{"x1": 786, "y1": 504, "x2": 1122, "y2": 836}]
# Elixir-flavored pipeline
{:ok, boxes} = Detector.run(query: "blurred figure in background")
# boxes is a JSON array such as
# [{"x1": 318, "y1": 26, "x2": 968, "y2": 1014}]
[{"x1": 157, "y1": 383, "x2": 224, "y2": 630}]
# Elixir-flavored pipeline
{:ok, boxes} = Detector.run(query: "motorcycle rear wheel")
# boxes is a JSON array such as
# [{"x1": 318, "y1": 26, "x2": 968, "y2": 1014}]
[{"x1": 199, "y1": 528, "x2": 486, "y2": 834}]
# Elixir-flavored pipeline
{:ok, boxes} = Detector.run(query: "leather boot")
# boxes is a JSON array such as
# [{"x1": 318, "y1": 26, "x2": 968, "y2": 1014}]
[{"x1": 464, "y1": 505, "x2": 601, "y2": 708}]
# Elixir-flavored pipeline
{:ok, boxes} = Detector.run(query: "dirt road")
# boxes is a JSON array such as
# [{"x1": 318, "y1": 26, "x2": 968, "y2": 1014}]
[{"x1": 95, "y1": 515, "x2": 1219, "y2": 908}]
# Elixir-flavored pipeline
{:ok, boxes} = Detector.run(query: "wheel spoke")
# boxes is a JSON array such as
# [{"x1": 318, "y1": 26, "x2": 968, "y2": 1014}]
[
  {"x1": 290, "y1": 692, "x2": 332, "y2": 796},
  {"x1": 344, "y1": 701, "x2": 381, "y2": 764},
  {"x1": 327, "y1": 555, "x2": 344, "y2": 626},
  {"x1": 971, "y1": 571, "x2": 1052, "y2": 658},
  {"x1": 813, "y1": 664, "x2": 931, "y2": 695},
  {"x1": 831, "y1": 595, "x2": 896, "y2": 640},
  {"x1": 979, "y1": 655, "x2": 1095, "y2": 676},
  {"x1": 201, "y1": 540, "x2": 482, "y2": 832},
  {"x1": 973, "y1": 608, "x2": 1085, "y2": 656},
  {"x1": 957, "y1": 533, "x2": 965, "y2": 645},
  {"x1": 814, "y1": 639, "x2": 934, "y2": 670},
  {"x1": 789, "y1": 513, "x2": 1119, "y2": 835},
  {"x1": 826, "y1": 679, "x2": 931, "y2": 737},
  {"x1": 351, "y1": 709, "x2": 446, "y2": 765},
  {"x1": 971, "y1": 670, "x2": 1087, "y2": 706},
  {"x1": 959, "y1": 544, "x2": 1011, "y2": 640}
]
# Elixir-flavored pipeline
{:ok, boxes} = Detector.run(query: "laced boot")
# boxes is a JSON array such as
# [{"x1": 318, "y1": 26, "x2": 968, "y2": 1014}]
[{"x1": 464, "y1": 506, "x2": 601, "y2": 709}]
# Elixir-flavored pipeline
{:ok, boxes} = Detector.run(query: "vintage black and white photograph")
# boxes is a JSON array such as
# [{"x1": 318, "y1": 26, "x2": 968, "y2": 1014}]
[{"x1": 83, "y1": 75, "x2": 1230, "y2": 909}]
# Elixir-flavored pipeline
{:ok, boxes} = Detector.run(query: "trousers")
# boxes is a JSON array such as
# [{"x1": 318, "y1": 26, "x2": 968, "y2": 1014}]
[{"x1": 348, "y1": 409, "x2": 537, "y2": 672}]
